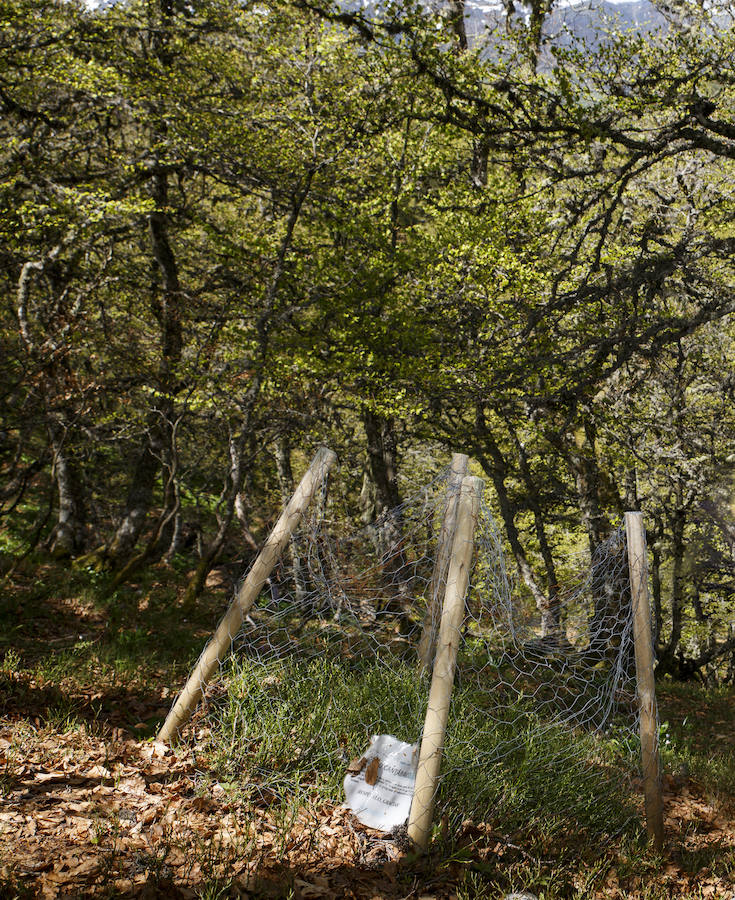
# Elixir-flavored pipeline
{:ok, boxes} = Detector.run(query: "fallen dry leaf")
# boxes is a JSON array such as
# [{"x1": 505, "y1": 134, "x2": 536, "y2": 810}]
[
  {"x1": 34, "y1": 770, "x2": 66, "y2": 783},
  {"x1": 347, "y1": 757, "x2": 367, "y2": 776},
  {"x1": 364, "y1": 757, "x2": 380, "y2": 786}
]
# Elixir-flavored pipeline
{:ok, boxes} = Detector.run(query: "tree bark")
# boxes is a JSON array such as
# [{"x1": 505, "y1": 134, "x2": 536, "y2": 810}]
[
  {"x1": 510, "y1": 426, "x2": 560, "y2": 636},
  {"x1": 103, "y1": 419, "x2": 183, "y2": 594},
  {"x1": 181, "y1": 161, "x2": 312, "y2": 608},
  {"x1": 47, "y1": 421, "x2": 86, "y2": 558},
  {"x1": 180, "y1": 422, "x2": 252, "y2": 612},
  {"x1": 649, "y1": 525, "x2": 664, "y2": 647},
  {"x1": 15, "y1": 240, "x2": 87, "y2": 559},
  {"x1": 102, "y1": 0, "x2": 184, "y2": 569},
  {"x1": 447, "y1": 0, "x2": 468, "y2": 49},
  {"x1": 148, "y1": 169, "x2": 183, "y2": 377},
  {"x1": 274, "y1": 435, "x2": 308, "y2": 604},
  {"x1": 661, "y1": 502, "x2": 687, "y2": 668},
  {"x1": 106, "y1": 430, "x2": 162, "y2": 562},
  {"x1": 548, "y1": 419, "x2": 619, "y2": 658},
  {"x1": 360, "y1": 410, "x2": 406, "y2": 610},
  {"x1": 472, "y1": 405, "x2": 549, "y2": 621},
  {"x1": 362, "y1": 409, "x2": 401, "y2": 515},
  {"x1": 561, "y1": 420, "x2": 610, "y2": 554}
]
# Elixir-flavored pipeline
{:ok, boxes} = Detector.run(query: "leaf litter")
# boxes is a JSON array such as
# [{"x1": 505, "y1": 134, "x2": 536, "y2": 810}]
[
  {"x1": 2, "y1": 585, "x2": 735, "y2": 900},
  {"x1": 1, "y1": 716, "x2": 735, "y2": 899}
]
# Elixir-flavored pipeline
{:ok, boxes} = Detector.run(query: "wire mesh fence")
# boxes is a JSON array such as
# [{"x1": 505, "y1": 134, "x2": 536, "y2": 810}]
[{"x1": 163, "y1": 456, "x2": 659, "y2": 858}]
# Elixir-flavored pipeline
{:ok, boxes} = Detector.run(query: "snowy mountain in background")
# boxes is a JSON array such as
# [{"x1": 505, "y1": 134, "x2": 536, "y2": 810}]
[
  {"x1": 82, "y1": 0, "x2": 688, "y2": 47},
  {"x1": 345, "y1": 0, "x2": 671, "y2": 46},
  {"x1": 462, "y1": 0, "x2": 666, "y2": 45}
]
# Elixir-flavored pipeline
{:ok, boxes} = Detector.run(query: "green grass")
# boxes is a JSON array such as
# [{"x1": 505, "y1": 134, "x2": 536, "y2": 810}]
[
  {"x1": 3, "y1": 555, "x2": 735, "y2": 897},
  {"x1": 207, "y1": 651, "x2": 639, "y2": 851},
  {"x1": 658, "y1": 680, "x2": 735, "y2": 807},
  {"x1": 0, "y1": 557, "x2": 214, "y2": 733}
]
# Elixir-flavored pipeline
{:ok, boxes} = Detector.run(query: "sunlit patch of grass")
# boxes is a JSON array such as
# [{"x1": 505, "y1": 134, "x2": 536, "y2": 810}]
[
  {"x1": 677, "y1": 840, "x2": 735, "y2": 879},
  {"x1": 44, "y1": 696, "x2": 84, "y2": 732},
  {"x1": 2, "y1": 562, "x2": 203, "y2": 683},
  {"x1": 658, "y1": 681, "x2": 735, "y2": 810},
  {"x1": 454, "y1": 841, "x2": 676, "y2": 900},
  {"x1": 207, "y1": 652, "x2": 639, "y2": 858},
  {"x1": 0, "y1": 559, "x2": 211, "y2": 739},
  {"x1": 1, "y1": 649, "x2": 21, "y2": 677}
]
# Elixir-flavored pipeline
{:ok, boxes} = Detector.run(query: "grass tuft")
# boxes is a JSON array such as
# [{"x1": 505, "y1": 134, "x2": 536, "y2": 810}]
[{"x1": 207, "y1": 653, "x2": 639, "y2": 852}]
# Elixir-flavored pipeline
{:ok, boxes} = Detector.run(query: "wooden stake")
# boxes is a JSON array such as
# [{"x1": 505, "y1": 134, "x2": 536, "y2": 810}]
[
  {"x1": 417, "y1": 453, "x2": 469, "y2": 672},
  {"x1": 408, "y1": 475, "x2": 483, "y2": 851},
  {"x1": 158, "y1": 447, "x2": 337, "y2": 744},
  {"x1": 625, "y1": 510, "x2": 665, "y2": 852}
]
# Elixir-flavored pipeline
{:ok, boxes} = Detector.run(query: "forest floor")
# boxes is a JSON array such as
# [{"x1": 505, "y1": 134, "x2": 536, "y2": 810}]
[{"x1": 1, "y1": 561, "x2": 735, "y2": 899}]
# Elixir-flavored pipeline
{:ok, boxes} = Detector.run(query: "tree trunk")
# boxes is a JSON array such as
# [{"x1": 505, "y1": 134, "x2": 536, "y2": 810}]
[
  {"x1": 361, "y1": 409, "x2": 402, "y2": 552},
  {"x1": 563, "y1": 421, "x2": 610, "y2": 555},
  {"x1": 551, "y1": 419, "x2": 619, "y2": 658},
  {"x1": 106, "y1": 432, "x2": 162, "y2": 562},
  {"x1": 15, "y1": 242, "x2": 87, "y2": 559},
  {"x1": 148, "y1": 170, "x2": 183, "y2": 377},
  {"x1": 103, "y1": 423, "x2": 183, "y2": 594},
  {"x1": 474, "y1": 448, "x2": 550, "y2": 624},
  {"x1": 473, "y1": 406, "x2": 549, "y2": 625},
  {"x1": 528, "y1": 0, "x2": 553, "y2": 68},
  {"x1": 106, "y1": 147, "x2": 183, "y2": 564},
  {"x1": 666, "y1": 504, "x2": 687, "y2": 661},
  {"x1": 163, "y1": 474, "x2": 183, "y2": 562},
  {"x1": 360, "y1": 410, "x2": 407, "y2": 612},
  {"x1": 624, "y1": 466, "x2": 638, "y2": 511},
  {"x1": 48, "y1": 422, "x2": 86, "y2": 558},
  {"x1": 274, "y1": 435, "x2": 308, "y2": 605},
  {"x1": 649, "y1": 526, "x2": 663, "y2": 647},
  {"x1": 180, "y1": 422, "x2": 253, "y2": 611},
  {"x1": 511, "y1": 427, "x2": 560, "y2": 637},
  {"x1": 448, "y1": 0, "x2": 468, "y2": 49},
  {"x1": 362, "y1": 409, "x2": 401, "y2": 513}
]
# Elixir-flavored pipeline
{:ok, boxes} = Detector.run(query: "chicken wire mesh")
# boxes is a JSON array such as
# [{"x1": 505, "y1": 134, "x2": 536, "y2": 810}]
[{"x1": 169, "y1": 462, "x2": 657, "y2": 855}]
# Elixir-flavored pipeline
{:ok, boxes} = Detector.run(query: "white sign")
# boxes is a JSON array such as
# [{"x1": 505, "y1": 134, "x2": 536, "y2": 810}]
[{"x1": 343, "y1": 734, "x2": 418, "y2": 831}]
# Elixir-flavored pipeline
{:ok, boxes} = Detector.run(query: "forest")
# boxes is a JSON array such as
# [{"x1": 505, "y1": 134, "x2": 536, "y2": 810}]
[{"x1": 1, "y1": 0, "x2": 735, "y2": 897}]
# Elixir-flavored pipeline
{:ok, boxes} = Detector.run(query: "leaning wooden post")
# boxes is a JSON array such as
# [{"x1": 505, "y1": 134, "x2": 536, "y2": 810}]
[
  {"x1": 417, "y1": 453, "x2": 469, "y2": 672},
  {"x1": 408, "y1": 475, "x2": 483, "y2": 851},
  {"x1": 625, "y1": 511, "x2": 665, "y2": 852},
  {"x1": 158, "y1": 447, "x2": 337, "y2": 744}
]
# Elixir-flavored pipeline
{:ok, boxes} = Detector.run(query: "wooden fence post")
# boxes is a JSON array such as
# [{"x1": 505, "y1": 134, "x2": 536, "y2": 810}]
[
  {"x1": 417, "y1": 453, "x2": 469, "y2": 672},
  {"x1": 408, "y1": 475, "x2": 483, "y2": 850},
  {"x1": 158, "y1": 447, "x2": 337, "y2": 744},
  {"x1": 625, "y1": 510, "x2": 665, "y2": 851}
]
